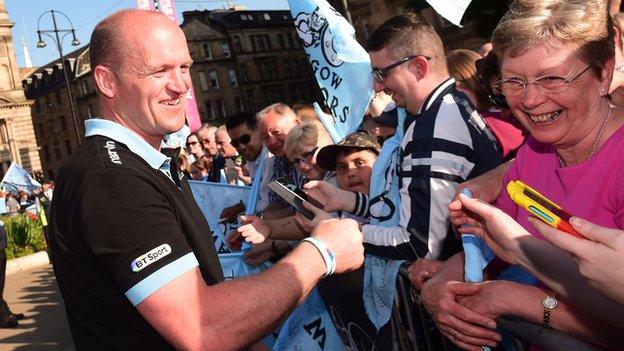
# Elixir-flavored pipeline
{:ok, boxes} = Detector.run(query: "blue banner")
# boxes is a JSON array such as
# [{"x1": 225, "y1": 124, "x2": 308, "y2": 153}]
[
  {"x1": 363, "y1": 109, "x2": 407, "y2": 331},
  {"x1": 1, "y1": 162, "x2": 41, "y2": 194},
  {"x1": 288, "y1": 0, "x2": 374, "y2": 142},
  {"x1": 188, "y1": 181, "x2": 250, "y2": 254},
  {"x1": 273, "y1": 287, "x2": 345, "y2": 351}
]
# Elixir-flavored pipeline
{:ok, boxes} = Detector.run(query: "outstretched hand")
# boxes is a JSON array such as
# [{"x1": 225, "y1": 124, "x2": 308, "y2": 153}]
[
  {"x1": 303, "y1": 180, "x2": 353, "y2": 212},
  {"x1": 531, "y1": 216, "x2": 624, "y2": 305},
  {"x1": 452, "y1": 193, "x2": 530, "y2": 265}
]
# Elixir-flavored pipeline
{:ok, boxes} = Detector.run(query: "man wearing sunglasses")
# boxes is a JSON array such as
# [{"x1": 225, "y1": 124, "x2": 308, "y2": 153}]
[{"x1": 220, "y1": 112, "x2": 272, "y2": 221}]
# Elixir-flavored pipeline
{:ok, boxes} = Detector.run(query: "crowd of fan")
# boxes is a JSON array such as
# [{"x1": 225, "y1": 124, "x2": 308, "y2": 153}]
[{"x1": 166, "y1": 1, "x2": 624, "y2": 349}]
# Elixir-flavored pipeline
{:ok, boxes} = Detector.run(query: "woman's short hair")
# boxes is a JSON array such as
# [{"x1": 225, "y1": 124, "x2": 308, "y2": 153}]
[
  {"x1": 492, "y1": 0, "x2": 614, "y2": 75},
  {"x1": 284, "y1": 121, "x2": 332, "y2": 161},
  {"x1": 447, "y1": 49, "x2": 491, "y2": 111}
]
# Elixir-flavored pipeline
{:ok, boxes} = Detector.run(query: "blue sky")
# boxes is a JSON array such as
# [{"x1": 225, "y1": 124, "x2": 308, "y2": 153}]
[{"x1": 5, "y1": 0, "x2": 289, "y2": 68}]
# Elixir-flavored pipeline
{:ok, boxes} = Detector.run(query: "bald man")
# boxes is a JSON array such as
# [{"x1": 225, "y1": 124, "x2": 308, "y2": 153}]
[{"x1": 48, "y1": 10, "x2": 364, "y2": 350}]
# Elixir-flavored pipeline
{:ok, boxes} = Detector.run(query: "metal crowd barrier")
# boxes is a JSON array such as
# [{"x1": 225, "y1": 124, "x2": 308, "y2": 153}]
[{"x1": 391, "y1": 265, "x2": 600, "y2": 351}]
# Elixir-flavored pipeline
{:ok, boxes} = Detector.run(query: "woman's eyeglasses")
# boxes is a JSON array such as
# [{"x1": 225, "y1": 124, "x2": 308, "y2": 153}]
[
  {"x1": 292, "y1": 147, "x2": 318, "y2": 165},
  {"x1": 493, "y1": 66, "x2": 591, "y2": 97}
]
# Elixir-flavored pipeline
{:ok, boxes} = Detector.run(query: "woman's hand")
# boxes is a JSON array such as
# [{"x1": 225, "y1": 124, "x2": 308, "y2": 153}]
[
  {"x1": 532, "y1": 216, "x2": 624, "y2": 305},
  {"x1": 408, "y1": 258, "x2": 444, "y2": 290},
  {"x1": 421, "y1": 278, "x2": 501, "y2": 350},
  {"x1": 456, "y1": 280, "x2": 512, "y2": 320},
  {"x1": 236, "y1": 215, "x2": 271, "y2": 244},
  {"x1": 453, "y1": 193, "x2": 532, "y2": 265}
]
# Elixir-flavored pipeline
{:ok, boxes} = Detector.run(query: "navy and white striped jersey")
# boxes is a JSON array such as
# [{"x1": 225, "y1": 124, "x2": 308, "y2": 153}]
[{"x1": 361, "y1": 79, "x2": 502, "y2": 261}]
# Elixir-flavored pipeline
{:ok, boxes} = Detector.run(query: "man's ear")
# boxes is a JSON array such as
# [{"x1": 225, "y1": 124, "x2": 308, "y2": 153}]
[
  {"x1": 93, "y1": 65, "x2": 118, "y2": 99},
  {"x1": 409, "y1": 56, "x2": 429, "y2": 80}
]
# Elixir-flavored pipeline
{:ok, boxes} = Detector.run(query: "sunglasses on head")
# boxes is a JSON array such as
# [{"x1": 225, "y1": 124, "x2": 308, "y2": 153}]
[{"x1": 231, "y1": 134, "x2": 251, "y2": 148}]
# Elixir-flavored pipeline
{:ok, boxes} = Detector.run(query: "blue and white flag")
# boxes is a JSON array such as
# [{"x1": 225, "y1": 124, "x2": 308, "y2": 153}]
[
  {"x1": 288, "y1": 0, "x2": 374, "y2": 142},
  {"x1": 273, "y1": 287, "x2": 345, "y2": 351},
  {"x1": 362, "y1": 109, "x2": 407, "y2": 331},
  {"x1": 188, "y1": 181, "x2": 250, "y2": 254},
  {"x1": 1, "y1": 162, "x2": 41, "y2": 194}
]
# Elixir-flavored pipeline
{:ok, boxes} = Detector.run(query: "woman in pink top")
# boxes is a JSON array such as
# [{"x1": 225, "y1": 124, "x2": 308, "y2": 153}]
[{"x1": 419, "y1": 1, "x2": 624, "y2": 350}]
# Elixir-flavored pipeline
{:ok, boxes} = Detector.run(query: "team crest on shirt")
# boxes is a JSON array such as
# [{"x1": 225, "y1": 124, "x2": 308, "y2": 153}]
[{"x1": 131, "y1": 244, "x2": 171, "y2": 272}]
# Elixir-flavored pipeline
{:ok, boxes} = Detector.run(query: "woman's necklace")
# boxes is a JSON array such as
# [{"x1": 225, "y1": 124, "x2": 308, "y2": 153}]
[{"x1": 556, "y1": 107, "x2": 612, "y2": 168}]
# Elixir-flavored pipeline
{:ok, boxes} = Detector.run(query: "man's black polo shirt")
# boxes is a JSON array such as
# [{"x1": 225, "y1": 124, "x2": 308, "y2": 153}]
[{"x1": 49, "y1": 119, "x2": 223, "y2": 350}]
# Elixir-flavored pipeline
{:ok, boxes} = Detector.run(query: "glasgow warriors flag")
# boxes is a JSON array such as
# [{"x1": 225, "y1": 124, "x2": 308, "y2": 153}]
[{"x1": 289, "y1": 0, "x2": 374, "y2": 142}]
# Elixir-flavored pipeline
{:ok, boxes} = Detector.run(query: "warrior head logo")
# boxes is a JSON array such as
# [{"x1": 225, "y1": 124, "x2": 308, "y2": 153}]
[{"x1": 294, "y1": 7, "x2": 344, "y2": 67}]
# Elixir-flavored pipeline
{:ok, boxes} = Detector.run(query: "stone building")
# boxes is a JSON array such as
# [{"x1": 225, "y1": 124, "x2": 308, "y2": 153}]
[
  {"x1": 0, "y1": 0, "x2": 41, "y2": 178},
  {"x1": 22, "y1": 46, "x2": 89, "y2": 180},
  {"x1": 182, "y1": 9, "x2": 319, "y2": 123}
]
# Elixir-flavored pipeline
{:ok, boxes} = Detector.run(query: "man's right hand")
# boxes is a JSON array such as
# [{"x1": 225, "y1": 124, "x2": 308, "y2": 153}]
[
  {"x1": 303, "y1": 180, "x2": 355, "y2": 212},
  {"x1": 310, "y1": 218, "x2": 364, "y2": 274}
]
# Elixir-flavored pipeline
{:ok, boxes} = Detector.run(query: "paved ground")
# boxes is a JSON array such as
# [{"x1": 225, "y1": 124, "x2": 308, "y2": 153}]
[{"x1": 0, "y1": 265, "x2": 74, "y2": 351}]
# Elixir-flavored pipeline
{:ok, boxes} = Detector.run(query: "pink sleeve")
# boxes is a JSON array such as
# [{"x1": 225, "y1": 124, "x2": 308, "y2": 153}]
[{"x1": 494, "y1": 144, "x2": 528, "y2": 217}]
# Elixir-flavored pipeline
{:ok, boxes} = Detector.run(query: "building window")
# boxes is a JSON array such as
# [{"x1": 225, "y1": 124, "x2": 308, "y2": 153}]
[
  {"x1": 45, "y1": 95, "x2": 51, "y2": 110},
  {"x1": 209, "y1": 70, "x2": 220, "y2": 90},
  {"x1": 301, "y1": 58, "x2": 310, "y2": 75},
  {"x1": 54, "y1": 140, "x2": 62, "y2": 160},
  {"x1": 202, "y1": 43, "x2": 212, "y2": 59},
  {"x1": 228, "y1": 69, "x2": 238, "y2": 86},
  {"x1": 277, "y1": 33, "x2": 284, "y2": 49},
  {"x1": 60, "y1": 115, "x2": 67, "y2": 131},
  {"x1": 264, "y1": 35, "x2": 272, "y2": 50},
  {"x1": 65, "y1": 140, "x2": 72, "y2": 155},
  {"x1": 292, "y1": 60, "x2": 300, "y2": 77},
  {"x1": 222, "y1": 43, "x2": 231, "y2": 58},
  {"x1": 48, "y1": 120, "x2": 56, "y2": 136},
  {"x1": 234, "y1": 97, "x2": 244, "y2": 112},
  {"x1": 286, "y1": 33, "x2": 294, "y2": 49},
  {"x1": 241, "y1": 70, "x2": 249, "y2": 83},
  {"x1": 215, "y1": 99, "x2": 226, "y2": 118},
  {"x1": 284, "y1": 60, "x2": 291, "y2": 77},
  {"x1": 43, "y1": 145, "x2": 50, "y2": 162},
  {"x1": 39, "y1": 123, "x2": 45, "y2": 138},
  {"x1": 55, "y1": 90, "x2": 63, "y2": 105},
  {"x1": 205, "y1": 100, "x2": 215, "y2": 119},
  {"x1": 233, "y1": 36, "x2": 242, "y2": 52},
  {"x1": 198, "y1": 71, "x2": 209, "y2": 91},
  {"x1": 35, "y1": 100, "x2": 41, "y2": 113}
]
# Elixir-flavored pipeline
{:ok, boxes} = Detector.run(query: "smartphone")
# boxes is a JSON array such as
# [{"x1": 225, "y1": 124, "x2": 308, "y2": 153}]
[
  {"x1": 268, "y1": 178, "x2": 324, "y2": 220},
  {"x1": 506, "y1": 180, "x2": 582, "y2": 238}
]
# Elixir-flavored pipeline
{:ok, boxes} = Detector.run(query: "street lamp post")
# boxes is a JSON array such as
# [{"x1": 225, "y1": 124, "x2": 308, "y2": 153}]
[{"x1": 36, "y1": 10, "x2": 82, "y2": 145}]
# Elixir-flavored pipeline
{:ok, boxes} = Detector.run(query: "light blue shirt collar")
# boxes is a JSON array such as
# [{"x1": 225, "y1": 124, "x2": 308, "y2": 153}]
[{"x1": 84, "y1": 119, "x2": 169, "y2": 170}]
